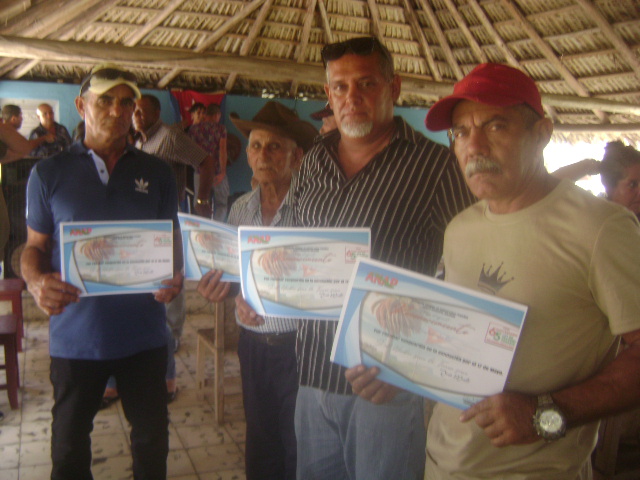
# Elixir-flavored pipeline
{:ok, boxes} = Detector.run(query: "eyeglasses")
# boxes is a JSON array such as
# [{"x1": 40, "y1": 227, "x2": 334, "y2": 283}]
[
  {"x1": 79, "y1": 67, "x2": 137, "y2": 95},
  {"x1": 321, "y1": 37, "x2": 390, "y2": 67}
]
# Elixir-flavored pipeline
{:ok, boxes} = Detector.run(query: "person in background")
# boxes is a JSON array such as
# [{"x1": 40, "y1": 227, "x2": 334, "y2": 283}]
[
  {"x1": 28, "y1": 103, "x2": 72, "y2": 158},
  {"x1": 551, "y1": 141, "x2": 640, "y2": 221},
  {"x1": 235, "y1": 37, "x2": 473, "y2": 480},
  {"x1": 2, "y1": 104, "x2": 56, "y2": 152},
  {"x1": 599, "y1": 141, "x2": 640, "y2": 221},
  {"x1": 188, "y1": 103, "x2": 229, "y2": 222},
  {"x1": 310, "y1": 102, "x2": 337, "y2": 135},
  {"x1": 349, "y1": 62, "x2": 640, "y2": 480},
  {"x1": 21, "y1": 63, "x2": 182, "y2": 480},
  {"x1": 134, "y1": 93, "x2": 215, "y2": 358},
  {"x1": 2, "y1": 104, "x2": 24, "y2": 130},
  {"x1": 197, "y1": 101, "x2": 317, "y2": 480},
  {"x1": 188, "y1": 102, "x2": 206, "y2": 128}
]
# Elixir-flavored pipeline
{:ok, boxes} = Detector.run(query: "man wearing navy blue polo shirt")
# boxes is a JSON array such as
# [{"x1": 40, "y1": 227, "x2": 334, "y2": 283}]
[{"x1": 21, "y1": 64, "x2": 183, "y2": 480}]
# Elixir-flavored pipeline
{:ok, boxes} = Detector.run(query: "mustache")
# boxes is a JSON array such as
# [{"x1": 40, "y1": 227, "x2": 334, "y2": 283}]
[{"x1": 465, "y1": 157, "x2": 502, "y2": 178}]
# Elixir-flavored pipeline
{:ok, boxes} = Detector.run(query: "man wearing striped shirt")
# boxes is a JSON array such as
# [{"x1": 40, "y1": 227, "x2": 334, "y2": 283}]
[
  {"x1": 291, "y1": 37, "x2": 474, "y2": 479},
  {"x1": 197, "y1": 101, "x2": 317, "y2": 480}
]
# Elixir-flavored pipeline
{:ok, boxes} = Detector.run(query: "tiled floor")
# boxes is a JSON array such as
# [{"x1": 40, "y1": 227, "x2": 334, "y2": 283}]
[{"x1": 0, "y1": 288, "x2": 246, "y2": 480}]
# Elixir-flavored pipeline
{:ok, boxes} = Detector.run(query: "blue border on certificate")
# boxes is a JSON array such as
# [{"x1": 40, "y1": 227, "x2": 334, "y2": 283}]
[
  {"x1": 178, "y1": 213, "x2": 240, "y2": 282},
  {"x1": 239, "y1": 227, "x2": 371, "y2": 320},
  {"x1": 331, "y1": 258, "x2": 528, "y2": 410},
  {"x1": 60, "y1": 220, "x2": 174, "y2": 296}
]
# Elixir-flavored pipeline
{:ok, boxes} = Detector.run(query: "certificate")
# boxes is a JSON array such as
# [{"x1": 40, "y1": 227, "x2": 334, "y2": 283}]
[
  {"x1": 331, "y1": 258, "x2": 528, "y2": 409},
  {"x1": 178, "y1": 213, "x2": 240, "y2": 282},
  {"x1": 60, "y1": 220, "x2": 174, "y2": 296},
  {"x1": 239, "y1": 227, "x2": 370, "y2": 320}
]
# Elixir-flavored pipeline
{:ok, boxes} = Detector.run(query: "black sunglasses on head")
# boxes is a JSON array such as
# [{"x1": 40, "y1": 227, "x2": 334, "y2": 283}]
[
  {"x1": 321, "y1": 37, "x2": 388, "y2": 67},
  {"x1": 80, "y1": 67, "x2": 137, "y2": 95}
]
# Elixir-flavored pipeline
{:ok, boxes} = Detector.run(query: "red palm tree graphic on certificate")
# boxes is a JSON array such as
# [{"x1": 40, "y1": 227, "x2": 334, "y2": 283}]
[
  {"x1": 256, "y1": 247, "x2": 297, "y2": 302},
  {"x1": 78, "y1": 237, "x2": 115, "y2": 283}
]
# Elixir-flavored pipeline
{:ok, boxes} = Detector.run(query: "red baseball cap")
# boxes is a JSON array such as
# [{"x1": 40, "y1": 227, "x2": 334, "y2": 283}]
[{"x1": 425, "y1": 63, "x2": 544, "y2": 131}]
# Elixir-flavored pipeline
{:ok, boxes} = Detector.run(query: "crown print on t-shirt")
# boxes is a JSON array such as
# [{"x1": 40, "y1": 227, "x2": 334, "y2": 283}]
[{"x1": 477, "y1": 263, "x2": 514, "y2": 295}]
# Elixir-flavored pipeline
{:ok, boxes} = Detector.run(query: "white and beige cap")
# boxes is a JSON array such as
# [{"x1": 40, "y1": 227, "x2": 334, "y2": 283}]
[{"x1": 79, "y1": 63, "x2": 141, "y2": 99}]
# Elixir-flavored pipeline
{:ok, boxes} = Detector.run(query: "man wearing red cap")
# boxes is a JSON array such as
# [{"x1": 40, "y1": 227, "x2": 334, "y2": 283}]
[{"x1": 352, "y1": 63, "x2": 640, "y2": 479}]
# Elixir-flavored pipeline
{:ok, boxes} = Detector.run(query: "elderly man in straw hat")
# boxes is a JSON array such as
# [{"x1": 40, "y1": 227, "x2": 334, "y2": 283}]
[{"x1": 197, "y1": 101, "x2": 317, "y2": 480}]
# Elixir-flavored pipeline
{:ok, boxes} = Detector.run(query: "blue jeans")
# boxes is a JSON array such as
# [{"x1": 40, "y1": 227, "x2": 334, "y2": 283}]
[{"x1": 294, "y1": 386, "x2": 425, "y2": 480}]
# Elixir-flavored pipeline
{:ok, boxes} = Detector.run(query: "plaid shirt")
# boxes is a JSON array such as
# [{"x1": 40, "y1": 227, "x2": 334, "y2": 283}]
[
  {"x1": 136, "y1": 119, "x2": 207, "y2": 200},
  {"x1": 28, "y1": 123, "x2": 72, "y2": 158},
  {"x1": 228, "y1": 184, "x2": 298, "y2": 334}
]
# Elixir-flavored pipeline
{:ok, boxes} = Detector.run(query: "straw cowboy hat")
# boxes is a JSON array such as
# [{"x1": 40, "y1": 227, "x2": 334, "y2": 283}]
[{"x1": 231, "y1": 101, "x2": 318, "y2": 152}]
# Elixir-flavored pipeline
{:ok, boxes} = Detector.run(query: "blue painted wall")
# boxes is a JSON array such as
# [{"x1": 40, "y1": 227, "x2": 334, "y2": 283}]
[
  {"x1": 0, "y1": 80, "x2": 447, "y2": 196},
  {"x1": 0, "y1": 80, "x2": 178, "y2": 133},
  {"x1": 222, "y1": 95, "x2": 449, "y2": 195}
]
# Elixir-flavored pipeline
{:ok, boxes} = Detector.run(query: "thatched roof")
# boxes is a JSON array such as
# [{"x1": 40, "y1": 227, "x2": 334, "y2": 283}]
[{"x1": 1, "y1": 0, "x2": 639, "y2": 143}]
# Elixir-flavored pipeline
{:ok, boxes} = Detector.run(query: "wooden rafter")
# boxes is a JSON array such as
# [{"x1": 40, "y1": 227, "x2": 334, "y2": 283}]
[
  {"x1": 415, "y1": 0, "x2": 464, "y2": 80},
  {"x1": 316, "y1": 0, "x2": 334, "y2": 44},
  {"x1": 123, "y1": 0, "x2": 187, "y2": 47},
  {"x1": 499, "y1": 0, "x2": 608, "y2": 123},
  {"x1": 226, "y1": 0, "x2": 274, "y2": 92},
  {"x1": 366, "y1": 0, "x2": 383, "y2": 39},
  {"x1": 7, "y1": 0, "x2": 121, "y2": 79},
  {"x1": 1, "y1": 35, "x2": 638, "y2": 119},
  {"x1": 573, "y1": 0, "x2": 640, "y2": 76},
  {"x1": 401, "y1": 0, "x2": 441, "y2": 81},
  {"x1": 441, "y1": 0, "x2": 487, "y2": 64},
  {"x1": 289, "y1": 0, "x2": 318, "y2": 97},
  {"x1": 157, "y1": 0, "x2": 266, "y2": 88}
]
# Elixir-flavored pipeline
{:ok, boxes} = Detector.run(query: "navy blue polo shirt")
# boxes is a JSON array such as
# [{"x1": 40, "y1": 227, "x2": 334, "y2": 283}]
[{"x1": 26, "y1": 142, "x2": 180, "y2": 360}]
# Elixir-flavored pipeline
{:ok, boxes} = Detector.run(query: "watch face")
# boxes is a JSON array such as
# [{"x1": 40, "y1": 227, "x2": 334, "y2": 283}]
[{"x1": 539, "y1": 410, "x2": 563, "y2": 433}]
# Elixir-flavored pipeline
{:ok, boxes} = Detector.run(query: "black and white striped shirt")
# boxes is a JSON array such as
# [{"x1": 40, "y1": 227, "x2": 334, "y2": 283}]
[{"x1": 293, "y1": 117, "x2": 475, "y2": 394}]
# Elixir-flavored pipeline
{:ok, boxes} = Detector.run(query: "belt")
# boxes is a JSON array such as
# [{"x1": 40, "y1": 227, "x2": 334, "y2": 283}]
[{"x1": 241, "y1": 328, "x2": 297, "y2": 346}]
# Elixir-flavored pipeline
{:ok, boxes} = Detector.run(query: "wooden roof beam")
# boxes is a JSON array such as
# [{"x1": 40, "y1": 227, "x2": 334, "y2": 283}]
[
  {"x1": 466, "y1": 0, "x2": 519, "y2": 67},
  {"x1": 317, "y1": 0, "x2": 334, "y2": 45},
  {"x1": 1, "y1": 35, "x2": 639, "y2": 117},
  {"x1": 573, "y1": 0, "x2": 640, "y2": 76},
  {"x1": 499, "y1": 0, "x2": 608, "y2": 123},
  {"x1": 366, "y1": 0, "x2": 383, "y2": 39},
  {"x1": 441, "y1": 0, "x2": 487, "y2": 64},
  {"x1": 227, "y1": 0, "x2": 274, "y2": 92},
  {"x1": 415, "y1": 0, "x2": 464, "y2": 80},
  {"x1": 157, "y1": 0, "x2": 266, "y2": 88},
  {"x1": 401, "y1": 0, "x2": 441, "y2": 81},
  {"x1": 7, "y1": 0, "x2": 121, "y2": 79},
  {"x1": 289, "y1": 0, "x2": 318, "y2": 97},
  {"x1": 123, "y1": 0, "x2": 187, "y2": 47}
]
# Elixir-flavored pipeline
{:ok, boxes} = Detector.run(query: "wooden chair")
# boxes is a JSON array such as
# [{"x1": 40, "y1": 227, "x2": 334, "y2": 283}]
[
  {"x1": 0, "y1": 278, "x2": 25, "y2": 352},
  {"x1": 196, "y1": 301, "x2": 241, "y2": 424},
  {"x1": 0, "y1": 314, "x2": 20, "y2": 409}
]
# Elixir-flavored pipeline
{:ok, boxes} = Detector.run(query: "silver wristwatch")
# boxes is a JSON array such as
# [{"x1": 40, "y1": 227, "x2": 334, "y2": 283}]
[{"x1": 533, "y1": 393, "x2": 567, "y2": 442}]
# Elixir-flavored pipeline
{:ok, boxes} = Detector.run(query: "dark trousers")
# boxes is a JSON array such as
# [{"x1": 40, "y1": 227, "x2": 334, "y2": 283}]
[
  {"x1": 238, "y1": 329, "x2": 298, "y2": 480},
  {"x1": 50, "y1": 346, "x2": 168, "y2": 480}
]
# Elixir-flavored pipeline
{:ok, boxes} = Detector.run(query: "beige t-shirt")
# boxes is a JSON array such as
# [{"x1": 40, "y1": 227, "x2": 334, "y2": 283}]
[{"x1": 427, "y1": 181, "x2": 640, "y2": 480}]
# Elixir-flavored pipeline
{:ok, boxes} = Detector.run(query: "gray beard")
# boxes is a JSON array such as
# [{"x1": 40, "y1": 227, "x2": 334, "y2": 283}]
[{"x1": 341, "y1": 121, "x2": 373, "y2": 138}]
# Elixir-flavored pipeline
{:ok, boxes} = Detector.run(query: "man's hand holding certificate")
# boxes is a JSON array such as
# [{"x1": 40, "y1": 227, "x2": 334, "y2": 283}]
[
  {"x1": 60, "y1": 220, "x2": 174, "y2": 296},
  {"x1": 332, "y1": 258, "x2": 528, "y2": 410},
  {"x1": 239, "y1": 227, "x2": 371, "y2": 320},
  {"x1": 178, "y1": 213, "x2": 240, "y2": 282}
]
